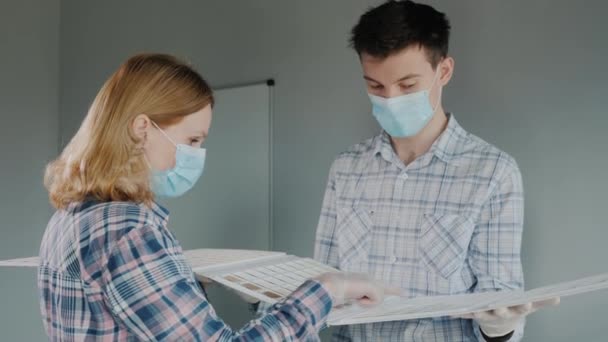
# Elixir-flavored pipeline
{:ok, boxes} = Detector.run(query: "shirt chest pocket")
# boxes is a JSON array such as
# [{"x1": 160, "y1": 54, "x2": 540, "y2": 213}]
[
  {"x1": 419, "y1": 212, "x2": 475, "y2": 279},
  {"x1": 336, "y1": 206, "x2": 372, "y2": 272}
]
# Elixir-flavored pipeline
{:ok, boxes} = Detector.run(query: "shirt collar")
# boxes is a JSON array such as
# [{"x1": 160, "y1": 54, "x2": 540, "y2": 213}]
[
  {"x1": 147, "y1": 200, "x2": 170, "y2": 226},
  {"x1": 372, "y1": 130, "x2": 394, "y2": 162},
  {"x1": 429, "y1": 114, "x2": 468, "y2": 165},
  {"x1": 373, "y1": 113, "x2": 468, "y2": 166}
]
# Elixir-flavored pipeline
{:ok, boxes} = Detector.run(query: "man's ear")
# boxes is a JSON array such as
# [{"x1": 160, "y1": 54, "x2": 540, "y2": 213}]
[{"x1": 439, "y1": 57, "x2": 455, "y2": 86}]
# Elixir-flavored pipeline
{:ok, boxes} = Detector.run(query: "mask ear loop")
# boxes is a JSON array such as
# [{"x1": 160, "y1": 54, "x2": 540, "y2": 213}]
[
  {"x1": 429, "y1": 64, "x2": 443, "y2": 113},
  {"x1": 150, "y1": 120, "x2": 178, "y2": 147},
  {"x1": 147, "y1": 119, "x2": 182, "y2": 170},
  {"x1": 144, "y1": 121, "x2": 167, "y2": 171}
]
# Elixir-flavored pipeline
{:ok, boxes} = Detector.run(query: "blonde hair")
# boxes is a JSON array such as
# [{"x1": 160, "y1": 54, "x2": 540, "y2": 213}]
[{"x1": 45, "y1": 53, "x2": 214, "y2": 209}]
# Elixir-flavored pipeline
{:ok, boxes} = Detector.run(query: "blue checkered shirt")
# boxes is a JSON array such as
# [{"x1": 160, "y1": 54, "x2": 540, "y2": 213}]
[
  {"x1": 39, "y1": 200, "x2": 332, "y2": 341},
  {"x1": 314, "y1": 115, "x2": 525, "y2": 341}
]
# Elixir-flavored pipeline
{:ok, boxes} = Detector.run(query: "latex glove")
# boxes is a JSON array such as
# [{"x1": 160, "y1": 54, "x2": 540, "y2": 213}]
[
  {"x1": 314, "y1": 272, "x2": 401, "y2": 307},
  {"x1": 453, "y1": 297, "x2": 560, "y2": 337}
]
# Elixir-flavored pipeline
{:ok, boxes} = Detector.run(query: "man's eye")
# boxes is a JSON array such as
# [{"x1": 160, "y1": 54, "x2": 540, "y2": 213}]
[
  {"x1": 400, "y1": 83, "x2": 415, "y2": 90},
  {"x1": 371, "y1": 84, "x2": 383, "y2": 90}
]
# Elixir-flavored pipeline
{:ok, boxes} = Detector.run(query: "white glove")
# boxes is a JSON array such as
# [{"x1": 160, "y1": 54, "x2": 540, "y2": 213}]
[
  {"x1": 314, "y1": 272, "x2": 401, "y2": 307},
  {"x1": 453, "y1": 297, "x2": 560, "y2": 337}
]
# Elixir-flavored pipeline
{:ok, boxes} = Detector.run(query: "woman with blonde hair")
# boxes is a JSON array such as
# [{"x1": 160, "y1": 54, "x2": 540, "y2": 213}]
[{"x1": 38, "y1": 53, "x2": 389, "y2": 341}]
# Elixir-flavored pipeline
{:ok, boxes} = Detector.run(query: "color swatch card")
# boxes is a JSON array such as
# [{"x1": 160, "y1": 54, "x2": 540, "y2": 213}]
[
  {"x1": 184, "y1": 248, "x2": 284, "y2": 272},
  {"x1": 327, "y1": 272, "x2": 608, "y2": 325},
  {"x1": 193, "y1": 253, "x2": 608, "y2": 326},
  {"x1": 0, "y1": 256, "x2": 39, "y2": 267},
  {"x1": 0, "y1": 249, "x2": 283, "y2": 270},
  {"x1": 194, "y1": 254, "x2": 338, "y2": 302},
  {"x1": 4, "y1": 250, "x2": 608, "y2": 327}
]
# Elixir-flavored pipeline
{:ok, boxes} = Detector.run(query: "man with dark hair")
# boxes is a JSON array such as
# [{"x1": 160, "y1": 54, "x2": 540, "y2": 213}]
[{"x1": 314, "y1": 1, "x2": 558, "y2": 341}]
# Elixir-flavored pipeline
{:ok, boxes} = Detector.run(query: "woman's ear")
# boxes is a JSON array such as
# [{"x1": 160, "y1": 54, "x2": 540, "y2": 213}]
[{"x1": 132, "y1": 114, "x2": 151, "y2": 144}]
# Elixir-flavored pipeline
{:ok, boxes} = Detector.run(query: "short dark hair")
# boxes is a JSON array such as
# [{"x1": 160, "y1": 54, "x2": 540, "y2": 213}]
[{"x1": 350, "y1": 0, "x2": 451, "y2": 68}]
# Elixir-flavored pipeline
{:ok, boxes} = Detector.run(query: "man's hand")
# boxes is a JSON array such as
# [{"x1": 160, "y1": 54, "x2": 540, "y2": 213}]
[{"x1": 453, "y1": 297, "x2": 560, "y2": 337}]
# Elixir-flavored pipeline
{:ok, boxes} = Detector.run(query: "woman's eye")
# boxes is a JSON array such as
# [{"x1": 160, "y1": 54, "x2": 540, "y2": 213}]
[{"x1": 400, "y1": 83, "x2": 415, "y2": 90}]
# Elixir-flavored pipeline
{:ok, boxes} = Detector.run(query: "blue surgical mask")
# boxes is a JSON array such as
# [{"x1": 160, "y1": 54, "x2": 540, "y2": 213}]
[
  {"x1": 368, "y1": 68, "x2": 442, "y2": 138},
  {"x1": 149, "y1": 122, "x2": 206, "y2": 198}
]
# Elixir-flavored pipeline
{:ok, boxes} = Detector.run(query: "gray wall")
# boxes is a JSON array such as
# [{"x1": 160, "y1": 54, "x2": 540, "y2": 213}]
[
  {"x1": 430, "y1": 1, "x2": 608, "y2": 340},
  {"x1": 1, "y1": 0, "x2": 605, "y2": 340},
  {"x1": 0, "y1": 0, "x2": 60, "y2": 341}
]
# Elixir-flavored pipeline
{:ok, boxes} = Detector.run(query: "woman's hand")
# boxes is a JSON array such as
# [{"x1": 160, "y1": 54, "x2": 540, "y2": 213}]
[{"x1": 314, "y1": 272, "x2": 401, "y2": 307}]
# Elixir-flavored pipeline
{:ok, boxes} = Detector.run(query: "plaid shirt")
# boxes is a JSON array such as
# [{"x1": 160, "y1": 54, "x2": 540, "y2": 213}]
[
  {"x1": 38, "y1": 200, "x2": 332, "y2": 341},
  {"x1": 314, "y1": 115, "x2": 525, "y2": 341}
]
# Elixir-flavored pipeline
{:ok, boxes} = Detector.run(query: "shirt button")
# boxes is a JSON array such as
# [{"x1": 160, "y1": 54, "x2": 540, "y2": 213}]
[{"x1": 391, "y1": 255, "x2": 397, "y2": 263}]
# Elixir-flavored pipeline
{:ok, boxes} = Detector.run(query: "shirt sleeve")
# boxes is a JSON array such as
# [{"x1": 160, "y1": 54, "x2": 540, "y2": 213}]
[
  {"x1": 100, "y1": 225, "x2": 332, "y2": 341},
  {"x1": 313, "y1": 160, "x2": 340, "y2": 269},
  {"x1": 469, "y1": 162, "x2": 526, "y2": 341}
]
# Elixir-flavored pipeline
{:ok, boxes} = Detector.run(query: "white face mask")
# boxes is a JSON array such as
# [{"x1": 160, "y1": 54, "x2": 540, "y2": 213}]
[
  {"x1": 368, "y1": 67, "x2": 442, "y2": 137},
  {"x1": 148, "y1": 121, "x2": 206, "y2": 198}
]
